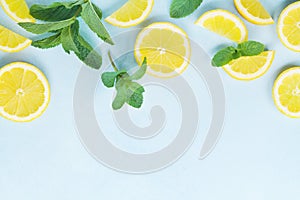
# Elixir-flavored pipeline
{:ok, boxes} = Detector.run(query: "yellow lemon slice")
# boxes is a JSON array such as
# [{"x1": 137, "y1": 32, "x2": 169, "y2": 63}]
[
  {"x1": 0, "y1": 0, "x2": 35, "y2": 22},
  {"x1": 0, "y1": 25, "x2": 31, "y2": 52},
  {"x1": 0, "y1": 62, "x2": 50, "y2": 122},
  {"x1": 234, "y1": 0, "x2": 274, "y2": 25},
  {"x1": 273, "y1": 67, "x2": 300, "y2": 118},
  {"x1": 277, "y1": 1, "x2": 300, "y2": 52},
  {"x1": 134, "y1": 22, "x2": 191, "y2": 78},
  {"x1": 223, "y1": 50, "x2": 275, "y2": 81},
  {"x1": 195, "y1": 9, "x2": 248, "y2": 43},
  {"x1": 105, "y1": 0, "x2": 154, "y2": 28}
]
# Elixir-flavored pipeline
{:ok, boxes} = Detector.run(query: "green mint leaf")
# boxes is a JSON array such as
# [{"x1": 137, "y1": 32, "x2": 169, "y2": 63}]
[
  {"x1": 170, "y1": 0, "x2": 203, "y2": 18},
  {"x1": 129, "y1": 58, "x2": 147, "y2": 80},
  {"x1": 18, "y1": 18, "x2": 75, "y2": 34},
  {"x1": 92, "y1": 3, "x2": 102, "y2": 19},
  {"x1": 30, "y1": 1, "x2": 82, "y2": 22},
  {"x1": 112, "y1": 86, "x2": 127, "y2": 110},
  {"x1": 81, "y1": 2, "x2": 114, "y2": 45},
  {"x1": 113, "y1": 80, "x2": 145, "y2": 110},
  {"x1": 212, "y1": 46, "x2": 237, "y2": 67},
  {"x1": 237, "y1": 41, "x2": 265, "y2": 56},
  {"x1": 61, "y1": 20, "x2": 79, "y2": 54},
  {"x1": 31, "y1": 33, "x2": 61, "y2": 49},
  {"x1": 101, "y1": 70, "x2": 127, "y2": 88},
  {"x1": 128, "y1": 85, "x2": 145, "y2": 108},
  {"x1": 74, "y1": 34, "x2": 102, "y2": 69},
  {"x1": 102, "y1": 72, "x2": 118, "y2": 88}
]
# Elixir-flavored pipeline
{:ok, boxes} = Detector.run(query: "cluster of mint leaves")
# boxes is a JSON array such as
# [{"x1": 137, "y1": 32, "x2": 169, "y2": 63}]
[
  {"x1": 101, "y1": 52, "x2": 147, "y2": 110},
  {"x1": 170, "y1": 0, "x2": 203, "y2": 18},
  {"x1": 18, "y1": 0, "x2": 113, "y2": 69},
  {"x1": 212, "y1": 41, "x2": 265, "y2": 67}
]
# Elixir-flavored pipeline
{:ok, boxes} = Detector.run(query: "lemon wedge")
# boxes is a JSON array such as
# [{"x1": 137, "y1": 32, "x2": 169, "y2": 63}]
[
  {"x1": 234, "y1": 0, "x2": 274, "y2": 25},
  {"x1": 0, "y1": 25, "x2": 31, "y2": 53},
  {"x1": 105, "y1": 0, "x2": 154, "y2": 28},
  {"x1": 0, "y1": 0, "x2": 35, "y2": 22},
  {"x1": 195, "y1": 9, "x2": 248, "y2": 43},
  {"x1": 223, "y1": 51, "x2": 275, "y2": 81}
]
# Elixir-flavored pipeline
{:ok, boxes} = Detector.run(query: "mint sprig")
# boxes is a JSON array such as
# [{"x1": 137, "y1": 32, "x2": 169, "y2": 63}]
[
  {"x1": 101, "y1": 52, "x2": 147, "y2": 110},
  {"x1": 212, "y1": 41, "x2": 265, "y2": 67},
  {"x1": 170, "y1": 0, "x2": 203, "y2": 18},
  {"x1": 18, "y1": 0, "x2": 113, "y2": 70}
]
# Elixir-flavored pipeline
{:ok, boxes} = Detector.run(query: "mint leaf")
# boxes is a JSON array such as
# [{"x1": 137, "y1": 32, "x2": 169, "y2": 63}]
[
  {"x1": 113, "y1": 79, "x2": 145, "y2": 110},
  {"x1": 170, "y1": 0, "x2": 203, "y2": 18},
  {"x1": 30, "y1": 1, "x2": 82, "y2": 22},
  {"x1": 74, "y1": 34, "x2": 102, "y2": 69},
  {"x1": 81, "y1": 2, "x2": 113, "y2": 45},
  {"x1": 19, "y1": 18, "x2": 75, "y2": 34},
  {"x1": 61, "y1": 20, "x2": 79, "y2": 54},
  {"x1": 129, "y1": 58, "x2": 147, "y2": 80},
  {"x1": 212, "y1": 46, "x2": 238, "y2": 67},
  {"x1": 112, "y1": 83, "x2": 127, "y2": 110},
  {"x1": 92, "y1": 3, "x2": 102, "y2": 19},
  {"x1": 102, "y1": 54, "x2": 147, "y2": 110},
  {"x1": 32, "y1": 33, "x2": 61, "y2": 49},
  {"x1": 101, "y1": 70, "x2": 127, "y2": 88},
  {"x1": 127, "y1": 83, "x2": 145, "y2": 108},
  {"x1": 237, "y1": 41, "x2": 265, "y2": 56}
]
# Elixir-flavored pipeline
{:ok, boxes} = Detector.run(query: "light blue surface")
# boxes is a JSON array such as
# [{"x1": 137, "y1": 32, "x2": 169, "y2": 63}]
[{"x1": 1, "y1": 0, "x2": 300, "y2": 199}]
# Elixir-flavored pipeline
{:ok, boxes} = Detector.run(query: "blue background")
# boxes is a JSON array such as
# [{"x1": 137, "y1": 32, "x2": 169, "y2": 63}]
[{"x1": 1, "y1": 0, "x2": 300, "y2": 199}]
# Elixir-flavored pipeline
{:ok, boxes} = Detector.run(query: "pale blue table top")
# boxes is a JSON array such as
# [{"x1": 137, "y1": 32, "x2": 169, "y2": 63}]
[{"x1": 1, "y1": 0, "x2": 300, "y2": 199}]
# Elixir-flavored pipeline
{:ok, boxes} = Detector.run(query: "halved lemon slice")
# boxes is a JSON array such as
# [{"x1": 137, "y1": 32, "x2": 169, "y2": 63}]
[
  {"x1": 0, "y1": 25, "x2": 31, "y2": 52},
  {"x1": 0, "y1": 0, "x2": 35, "y2": 22},
  {"x1": 277, "y1": 1, "x2": 300, "y2": 52},
  {"x1": 234, "y1": 0, "x2": 274, "y2": 25},
  {"x1": 195, "y1": 9, "x2": 248, "y2": 43},
  {"x1": 223, "y1": 50, "x2": 275, "y2": 81},
  {"x1": 273, "y1": 67, "x2": 300, "y2": 118},
  {"x1": 0, "y1": 62, "x2": 50, "y2": 122},
  {"x1": 134, "y1": 22, "x2": 191, "y2": 78},
  {"x1": 105, "y1": 0, "x2": 154, "y2": 28}
]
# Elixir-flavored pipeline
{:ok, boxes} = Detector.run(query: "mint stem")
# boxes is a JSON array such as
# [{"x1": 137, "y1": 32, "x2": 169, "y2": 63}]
[{"x1": 108, "y1": 51, "x2": 119, "y2": 72}]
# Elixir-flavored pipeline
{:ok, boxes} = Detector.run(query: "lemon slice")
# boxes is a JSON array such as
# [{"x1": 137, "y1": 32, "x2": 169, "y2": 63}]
[
  {"x1": 105, "y1": 0, "x2": 154, "y2": 28},
  {"x1": 195, "y1": 9, "x2": 248, "y2": 43},
  {"x1": 0, "y1": 0, "x2": 35, "y2": 22},
  {"x1": 134, "y1": 22, "x2": 191, "y2": 78},
  {"x1": 223, "y1": 50, "x2": 275, "y2": 81},
  {"x1": 277, "y1": 1, "x2": 300, "y2": 52},
  {"x1": 0, "y1": 25, "x2": 31, "y2": 53},
  {"x1": 273, "y1": 67, "x2": 300, "y2": 118},
  {"x1": 234, "y1": 0, "x2": 274, "y2": 25},
  {"x1": 0, "y1": 62, "x2": 50, "y2": 122}
]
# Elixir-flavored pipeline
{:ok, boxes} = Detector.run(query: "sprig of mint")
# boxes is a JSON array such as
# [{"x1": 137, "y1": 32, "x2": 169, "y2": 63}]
[
  {"x1": 170, "y1": 0, "x2": 203, "y2": 18},
  {"x1": 212, "y1": 41, "x2": 265, "y2": 67},
  {"x1": 18, "y1": 0, "x2": 113, "y2": 69},
  {"x1": 101, "y1": 52, "x2": 147, "y2": 110}
]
